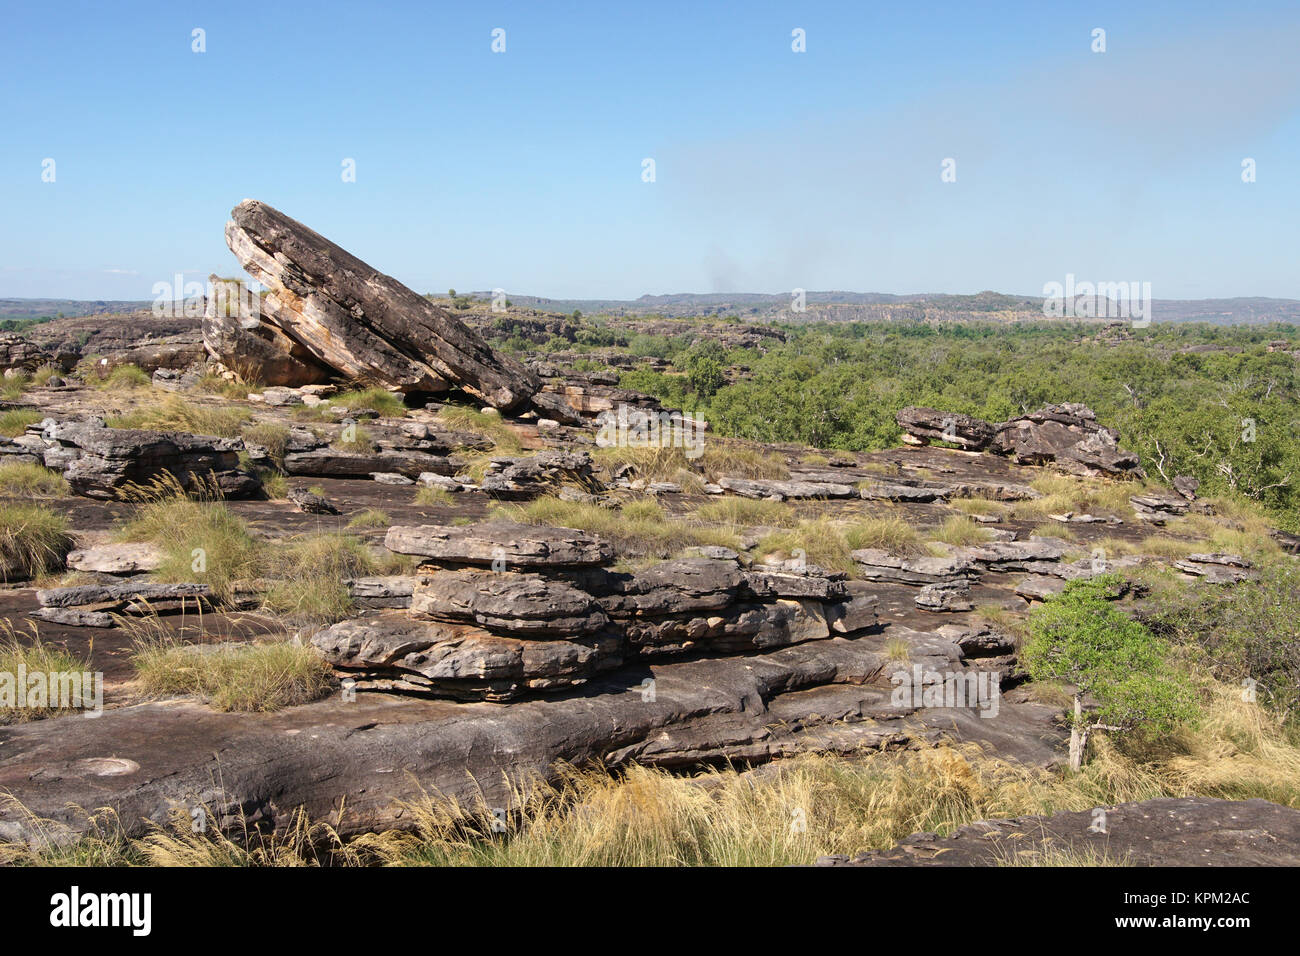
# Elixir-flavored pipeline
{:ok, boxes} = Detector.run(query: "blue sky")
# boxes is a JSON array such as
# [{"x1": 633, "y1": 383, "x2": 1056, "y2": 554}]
[{"x1": 3, "y1": 0, "x2": 1299, "y2": 300}]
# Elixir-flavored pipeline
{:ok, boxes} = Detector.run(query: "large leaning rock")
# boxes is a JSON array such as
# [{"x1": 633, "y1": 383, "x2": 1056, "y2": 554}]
[
  {"x1": 222, "y1": 199, "x2": 538, "y2": 409},
  {"x1": 202, "y1": 276, "x2": 333, "y2": 387}
]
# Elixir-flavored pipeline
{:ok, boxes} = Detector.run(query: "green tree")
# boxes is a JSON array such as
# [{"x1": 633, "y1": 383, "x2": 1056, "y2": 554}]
[{"x1": 1021, "y1": 575, "x2": 1199, "y2": 770}]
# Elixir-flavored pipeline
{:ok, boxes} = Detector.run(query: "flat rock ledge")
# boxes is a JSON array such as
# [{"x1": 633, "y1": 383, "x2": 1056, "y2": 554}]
[
  {"x1": 0, "y1": 616, "x2": 1058, "y2": 845},
  {"x1": 816, "y1": 797, "x2": 1300, "y2": 866}
]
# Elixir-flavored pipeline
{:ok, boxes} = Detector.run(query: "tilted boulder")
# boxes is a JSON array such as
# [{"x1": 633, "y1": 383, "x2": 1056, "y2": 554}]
[
  {"x1": 851, "y1": 549, "x2": 974, "y2": 586},
  {"x1": 201, "y1": 276, "x2": 333, "y2": 387},
  {"x1": 312, "y1": 613, "x2": 622, "y2": 701},
  {"x1": 223, "y1": 199, "x2": 539, "y2": 409}
]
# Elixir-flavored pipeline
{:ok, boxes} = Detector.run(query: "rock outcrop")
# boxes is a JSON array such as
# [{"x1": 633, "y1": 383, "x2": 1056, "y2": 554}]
[
  {"x1": 219, "y1": 200, "x2": 539, "y2": 410},
  {"x1": 38, "y1": 418, "x2": 262, "y2": 499},
  {"x1": 896, "y1": 403, "x2": 1144, "y2": 479},
  {"x1": 991, "y1": 403, "x2": 1143, "y2": 478},
  {"x1": 317, "y1": 523, "x2": 881, "y2": 701},
  {"x1": 0, "y1": 332, "x2": 53, "y2": 373}
]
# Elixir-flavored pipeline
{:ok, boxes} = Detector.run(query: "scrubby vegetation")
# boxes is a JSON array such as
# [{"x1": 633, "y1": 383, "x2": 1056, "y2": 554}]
[
  {"x1": 131, "y1": 629, "x2": 332, "y2": 713},
  {"x1": 0, "y1": 408, "x2": 41, "y2": 437},
  {"x1": 0, "y1": 503, "x2": 72, "y2": 582},
  {"x1": 107, "y1": 394, "x2": 250, "y2": 437},
  {"x1": 0, "y1": 462, "x2": 69, "y2": 498},
  {"x1": 0, "y1": 623, "x2": 92, "y2": 723},
  {"x1": 614, "y1": 322, "x2": 1300, "y2": 530}
]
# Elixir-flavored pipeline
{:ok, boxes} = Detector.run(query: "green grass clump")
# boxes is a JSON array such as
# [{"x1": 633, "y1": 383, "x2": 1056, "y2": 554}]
[
  {"x1": 0, "y1": 503, "x2": 72, "y2": 582},
  {"x1": 262, "y1": 532, "x2": 388, "y2": 624},
  {"x1": 929, "y1": 515, "x2": 994, "y2": 547},
  {"x1": 497, "y1": 496, "x2": 738, "y2": 556},
  {"x1": 0, "y1": 409, "x2": 41, "y2": 437},
  {"x1": 328, "y1": 388, "x2": 407, "y2": 417},
  {"x1": 437, "y1": 405, "x2": 523, "y2": 453},
  {"x1": 842, "y1": 516, "x2": 925, "y2": 556},
  {"x1": 415, "y1": 486, "x2": 454, "y2": 507},
  {"x1": 694, "y1": 497, "x2": 797, "y2": 528},
  {"x1": 756, "y1": 518, "x2": 854, "y2": 574},
  {"x1": 0, "y1": 462, "x2": 70, "y2": 498},
  {"x1": 347, "y1": 508, "x2": 391, "y2": 529},
  {"x1": 0, "y1": 623, "x2": 93, "y2": 723},
  {"x1": 131, "y1": 632, "x2": 332, "y2": 713},
  {"x1": 29, "y1": 365, "x2": 60, "y2": 387},
  {"x1": 107, "y1": 395, "x2": 249, "y2": 438},
  {"x1": 79, "y1": 361, "x2": 151, "y2": 390},
  {"x1": 116, "y1": 480, "x2": 262, "y2": 602},
  {"x1": 241, "y1": 422, "x2": 290, "y2": 465},
  {"x1": 0, "y1": 374, "x2": 31, "y2": 401}
]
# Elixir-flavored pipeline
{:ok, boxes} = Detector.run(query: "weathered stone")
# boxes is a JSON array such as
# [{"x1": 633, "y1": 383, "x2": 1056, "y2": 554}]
[
  {"x1": 411, "y1": 570, "x2": 608, "y2": 637},
  {"x1": 915, "y1": 581, "x2": 974, "y2": 612},
  {"x1": 37, "y1": 581, "x2": 210, "y2": 609},
  {"x1": 1014, "y1": 575, "x2": 1065, "y2": 601},
  {"x1": 287, "y1": 486, "x2": 340, "y2": 515},
  {"x1": 851, "y1": 549, "x2": 974, "y2": 586},
  {"x1": 859, "y1": 482, "x2": 952, "y2": 502},
  {"x1": 817, "y1": 797, "x2": 1300, "y2": 867},
  {"x1": 826, "y1": 588, "x2": 880, "y2": 635},
  {"x1": 283, "y1": 449, "x2": 454, "y2": 479},
  {"x1": 718, "y1": 476, "x2": 854, "y2": 499},
  {"x1": 958, "y1": 537, "x2": 1067, "y2": 571},
  {"x1": 31, "y1": 607, "x2": 115, "y2": 627},
  {"x1": 346, "y1": 576, "x2": 418, "y2": 608},
  {"x1": 313, "y1": 613, "x2": 621, "y2": 701},
  {"x1": 991, "y1": 403, "x2": 1143, "y2": 478},
  {"x1": 224, "y1": 200, "x2": 538, "y2": 410},
  {"x1": 385, "y1": 521, "x2": 613, "y2": 569},
  {"x1": 478, "y1": 451, "x2": 601, "y2": 499},
  {"x1": 65, "y1": 542, "x2": 162, "y2": 576},
  {"x1": 598, "y1": 558, "x2": 745, "y2": 616},
  {"x1": 1173, "y1": 475, "x2": 1200, "y2": 500},
  {"x1": 0, "y1": 332, "x2": 54, "y2": 372},
  {"x1": 896, "y1": 407, "x2": 996, "y2": 450},
  {"x1": 40, "y1": 419, "x2": 261, "y2": 500}
]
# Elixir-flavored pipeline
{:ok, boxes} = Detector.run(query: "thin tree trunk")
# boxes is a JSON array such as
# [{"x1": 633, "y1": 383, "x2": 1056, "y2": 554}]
[{"x1": 1069, "y1": 693, "x2": 1084, "y2": 771}]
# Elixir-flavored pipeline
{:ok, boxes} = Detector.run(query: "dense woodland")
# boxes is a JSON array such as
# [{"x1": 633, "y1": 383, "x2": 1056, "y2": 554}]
[{"x1": 591, "y1": 321, "x2": 1300, "y2": 531}]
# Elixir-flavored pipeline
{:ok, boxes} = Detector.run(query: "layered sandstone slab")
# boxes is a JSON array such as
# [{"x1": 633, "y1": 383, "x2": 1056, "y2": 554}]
[
  {"x1": 384, "y1": 521, "x2": 615, "y2": 569},
  {"x1": 221, "y1": 199, "x2": 539, "y2": 409},
  {"x1": 40, "y1": 418, "x2": 261, "y2": 499}
]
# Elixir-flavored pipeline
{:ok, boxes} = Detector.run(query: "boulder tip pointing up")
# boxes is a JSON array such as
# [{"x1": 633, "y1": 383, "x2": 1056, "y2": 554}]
[{"x1": 218, "y1": 199, "x2": 539, "y2": 410}]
